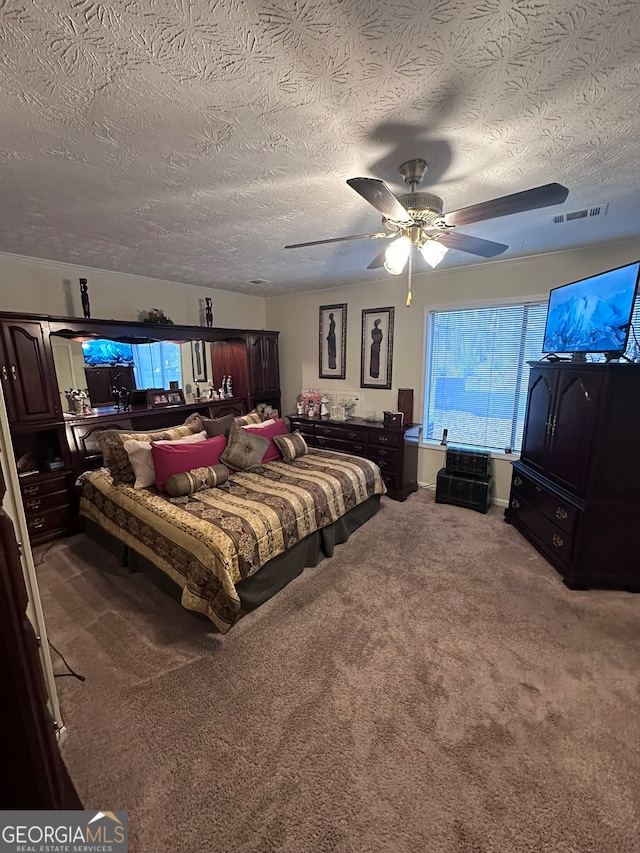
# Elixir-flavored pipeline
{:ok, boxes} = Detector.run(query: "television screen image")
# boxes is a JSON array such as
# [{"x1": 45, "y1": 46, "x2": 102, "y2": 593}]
[
  {"x1": 542, "y1": 261, "x2": 640, "y2": 354},
  {"x1": 82, "y1": 339, "x2": 135, "y2": 366}
]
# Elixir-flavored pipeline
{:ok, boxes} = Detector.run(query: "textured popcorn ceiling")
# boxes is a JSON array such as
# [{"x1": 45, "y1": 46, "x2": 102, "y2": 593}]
[{"x1": 1, "y1": 0, "x2": 639, "y2": 296}]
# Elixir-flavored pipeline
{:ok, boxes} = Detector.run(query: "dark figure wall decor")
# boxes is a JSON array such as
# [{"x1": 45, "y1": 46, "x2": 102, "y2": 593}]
[
  {"x1": 369, "y1": 318, "x2": 383, "y2": 378},
  {"x1": 327, "y1": 312, "x2": 336, "y2": 369},
  {"x1": 205, "y1": 297, "x2": 213, "y2": 327},
  {"x1": 319, "y1": 303, "x2": 347, "y2": 380},
  {"x1": 361, "y1": 307, "x2": 394, "y2": 389},
  {"x1": 80, "y1": 278, "x2": 90, "y2": 319}
]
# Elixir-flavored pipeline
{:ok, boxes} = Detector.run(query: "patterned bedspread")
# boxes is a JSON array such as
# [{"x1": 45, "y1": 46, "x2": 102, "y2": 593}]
[{"x1": 79, "y1": 449, "x2": 385, "y2": 632}]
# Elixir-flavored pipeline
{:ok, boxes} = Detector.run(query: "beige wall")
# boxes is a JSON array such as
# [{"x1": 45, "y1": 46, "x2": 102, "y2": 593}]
[
  {"x1": 0, "y1": 251, "x2": 266, "y2": 329},
  {"x1": 265, "y1": 237, "x2": 640, "y2": 504}
]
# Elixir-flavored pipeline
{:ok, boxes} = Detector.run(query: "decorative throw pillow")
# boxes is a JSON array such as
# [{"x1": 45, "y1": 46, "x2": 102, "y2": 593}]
[
  {"x1": 242, "y1": 418, "x2": 288, "y2": 463},
  {"x1": 151, "y1": 434, "x2": 228, "y2": 492},
  {"x1": 97, "y1": 423, "x2": 199, "y2": 484},
  {"x1": 220, "y1": 420, "x2": 269, "y2": 471},
  {"x1": 165, "y1": 463, "x2": 229, "y2": 497},
  {"x1": 273, "y1": 431, "x2": 309, "y2": 462},
  {"x1": 124, "y1": 431, "x2": 207, "y2": 489},
  {"x1": 234, "y1": 409, "x2": 263, "y2": 426},
  {"x1": 184, "y1": 412, "x2": 235, "y2": 438}
]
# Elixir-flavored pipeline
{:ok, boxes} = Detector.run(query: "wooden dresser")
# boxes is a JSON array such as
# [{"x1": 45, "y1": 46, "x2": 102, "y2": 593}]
[
  {"x1": 288, "y1": 415, "x2": 420, "y2": 501},
  {"x1": 505, "y1": 361, "x2": 640, "y2": 590}
]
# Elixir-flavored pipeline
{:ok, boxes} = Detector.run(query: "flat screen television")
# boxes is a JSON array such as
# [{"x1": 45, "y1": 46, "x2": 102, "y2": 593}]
[
  {"x1": 82, "y1": 339, "x2": 135, "y2": 366},
  {"x1": 542, "y1": 261, "x2": 640, "y2": 355}
]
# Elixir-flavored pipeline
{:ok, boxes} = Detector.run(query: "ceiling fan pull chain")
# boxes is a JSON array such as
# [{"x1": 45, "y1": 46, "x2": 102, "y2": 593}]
[{"x1": 406, "y1": 250, "x2": 413, "y2": 307}]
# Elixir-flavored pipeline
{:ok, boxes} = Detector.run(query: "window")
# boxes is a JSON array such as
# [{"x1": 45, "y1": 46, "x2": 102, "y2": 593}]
[
  {"x1": 132, "y1": 342, "x2": 182, "y2": 390},
  {"x1": 424, "y1": 293, "x2": 640, "y2": 453}
]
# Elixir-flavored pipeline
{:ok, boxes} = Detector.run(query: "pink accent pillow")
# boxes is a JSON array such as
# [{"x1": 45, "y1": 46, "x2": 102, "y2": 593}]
[
  {"x1": 151, "y1": 435, "x2": 227, "y2": 492},
  {"x1": 243, "y1": 418, "x2": 288, "y2": 463}
]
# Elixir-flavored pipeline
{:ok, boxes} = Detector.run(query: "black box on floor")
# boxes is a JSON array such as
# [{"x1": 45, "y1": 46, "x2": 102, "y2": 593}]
[
  {"x1": 435, "y1": 468, "x2": 493, "y2": 513},
  {"x1": 445, "y1": 445, "x2": 492, "y2": 478}
]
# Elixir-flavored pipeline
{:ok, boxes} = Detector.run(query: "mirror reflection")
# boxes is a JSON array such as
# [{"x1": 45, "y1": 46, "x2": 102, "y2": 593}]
[{"x1": 51, "y1": 337, "x2": 208, "y2": 413}]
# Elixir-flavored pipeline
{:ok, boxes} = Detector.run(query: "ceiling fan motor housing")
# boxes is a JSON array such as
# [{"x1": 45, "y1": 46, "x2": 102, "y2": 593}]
[{"x1": 383, "y1": 192, "x2": 446, "y2": 235}]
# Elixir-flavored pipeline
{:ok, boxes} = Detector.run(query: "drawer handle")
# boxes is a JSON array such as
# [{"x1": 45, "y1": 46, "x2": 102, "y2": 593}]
[
  {"x1": 348, "y1": 432, "x2": 357, "y2": 439},
  {"x1": 555, "y1": 507, "x2": 568, "y2": 520},
  {"x1": 511, "y1": 498, "x2": 520, "y2": 509},
  {"x1": 379, "y1": 436, "x2": 388, "y2": 443},
  {"x1": 378, "y1": 448, "x2": 388, "y2": 456},
  {"x1": 25, "y1": 499, "x2": 41, "y2": 510},
  {"x1": 1, "y1": 365, "x2": 7, "y2": 381},
  {"x1": 552, "y1": 533, "x2": 564, "y2": 548},
  {"x1": 513, "y1": 475, "x2": 522, "y2": 487},
  {"x1": 354, "y1": 444, "x2": 364, "y2": 452},
  {"x1": 23, "y1": 486, "x2": 40, "y2": 496},
  {"x1": 317, "y1": 437, "x2": 327, "y2": 445},
  {"x1": 30, "y1": 517, "x2": 45, "y2": 530}
]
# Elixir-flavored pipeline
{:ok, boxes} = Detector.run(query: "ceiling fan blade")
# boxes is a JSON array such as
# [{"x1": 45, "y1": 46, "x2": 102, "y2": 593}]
[
  {"x1": 444, "y1": 183, "x2": 569, "y2": 227},
  {"x1": 437, "y1": 231, "x2": 508, "y2": 258},
  {"x1": 367, "y1": 243, "x2": 392, "y2": 270},
  {"x1": 285, "y1": 231, "x2": 388, "y2": 249},
  {"x1": 346, "y1": 177, "x2": 412, "y2": 223}
]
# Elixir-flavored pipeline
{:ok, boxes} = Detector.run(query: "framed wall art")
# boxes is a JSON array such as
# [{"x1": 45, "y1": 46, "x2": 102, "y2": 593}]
[
  {"x1": 361, "y1": 306, "x2": 394, "y2": 389},
  {"x1": 319, "y1": 303, "x2": 347, "y2": 380},
  {"x1": 191, "y1": 340, "x2": 208, "y2": 383}
]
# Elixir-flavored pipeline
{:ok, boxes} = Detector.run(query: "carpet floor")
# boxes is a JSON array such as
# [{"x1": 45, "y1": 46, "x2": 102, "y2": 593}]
[{"x1": 36, "y1": 489, "x2": 640, "y2": 853}]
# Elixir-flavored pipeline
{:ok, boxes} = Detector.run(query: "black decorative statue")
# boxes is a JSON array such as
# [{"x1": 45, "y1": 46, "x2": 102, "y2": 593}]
[
  {"x1": 80, "y1": 278, "x2": 90, "y2": 319},
  {"x1": 205, "y1": 297, "x2": 213, "y2": 328}
]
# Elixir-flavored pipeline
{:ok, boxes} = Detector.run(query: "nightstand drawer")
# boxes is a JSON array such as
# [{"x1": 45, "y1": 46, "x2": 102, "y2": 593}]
[
  {"x1": 26, "y1": 505, "x2": 73, "y2": 538},
  {"x1": 20, "y1": 473, "x2": 71, "y2": 499},
  {"x1": 23, "y1": 489, "x2": 70, "y2": 515}
]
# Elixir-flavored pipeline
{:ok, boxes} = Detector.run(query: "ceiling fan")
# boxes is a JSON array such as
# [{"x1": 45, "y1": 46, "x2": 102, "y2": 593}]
[{"x1": 285, "y1": 159, "x2": 569, "y2": 305}]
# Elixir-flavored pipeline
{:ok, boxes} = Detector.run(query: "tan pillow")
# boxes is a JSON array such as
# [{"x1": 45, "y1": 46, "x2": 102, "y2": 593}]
[
  {"x1": 165, "y1": 464, "x2": 229, "y2": 497},
  {"x1": 124, "y1": 431, "x2": 207, "y2": 489},
  {"x1": 220, "y1": 420, "x2": 269, "y2": 471},
  {"x1": 97, "y1": 423, "x2": 199, "y2": 484},
  {"x1": 234, "y1": 410, "x2": 263, "y2": 426},
  {"x1": 273, "y1": 431, "x2": 309, "y2": 462}
]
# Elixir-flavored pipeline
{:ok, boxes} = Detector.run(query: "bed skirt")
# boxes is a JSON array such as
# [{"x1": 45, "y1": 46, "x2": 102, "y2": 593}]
[{"x1": 81, "y1": 493, "x2": 381, "y2": 624}]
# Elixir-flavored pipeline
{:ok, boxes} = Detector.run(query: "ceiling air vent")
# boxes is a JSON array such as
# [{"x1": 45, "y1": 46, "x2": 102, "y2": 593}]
[
  {"x1": 248, "y1": 278, "x2": 270, "y2": 285},
  {"x1": 552, "y1": 202, "x2": 609, "y2": 224}
]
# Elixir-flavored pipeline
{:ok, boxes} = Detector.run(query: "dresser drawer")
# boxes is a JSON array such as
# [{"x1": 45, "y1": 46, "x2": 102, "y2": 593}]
[
  {"x1": 20, "y1": 473, "x2": 71, "y2": 499},
  {"x1": 369, "y1": 430, "x2": 402, "y2": 448},
  {"x1": 314, "y1": 435, "x2": 359, "y2": 453},
  {"x1": 366, "y1": 443, "x2": 399, "y2": 463},
  {"x1": 23, "y1": 489, "x2": 70, "y2": 515},
  {"x1": 379, "y1": 469, "x2": 399, "y2": 491},
  {"x1": 509, "y1": 493, "x2": 575, "y2": 567},
  {"x1": 511, "y1": 470, "x2": 579, "y2": 535},
  {"x1": 315, "y1": 423, "x2": 367, "y2": 442},
  {"x1": 371, "y1": 455, "x2": 398, "y2": 476}
]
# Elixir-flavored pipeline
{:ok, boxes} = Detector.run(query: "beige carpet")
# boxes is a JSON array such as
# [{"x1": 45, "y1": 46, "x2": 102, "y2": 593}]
[{"x1": 36, "y1": 490, "x2": 640, "y2": 853}]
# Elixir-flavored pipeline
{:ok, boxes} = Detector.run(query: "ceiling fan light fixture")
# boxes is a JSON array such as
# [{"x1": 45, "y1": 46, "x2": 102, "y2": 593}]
[
  {"x1": 384, "y1": 236, "x2": 411, "y2": 275},
  {"x1": 420, "y1": 239, "x2": 449, "y2": 269}
]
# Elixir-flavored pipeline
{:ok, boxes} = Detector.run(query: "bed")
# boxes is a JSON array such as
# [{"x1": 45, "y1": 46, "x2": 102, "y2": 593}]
[{"x1": 79, "y1": 448, "x2": 385, "y2": 632}]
